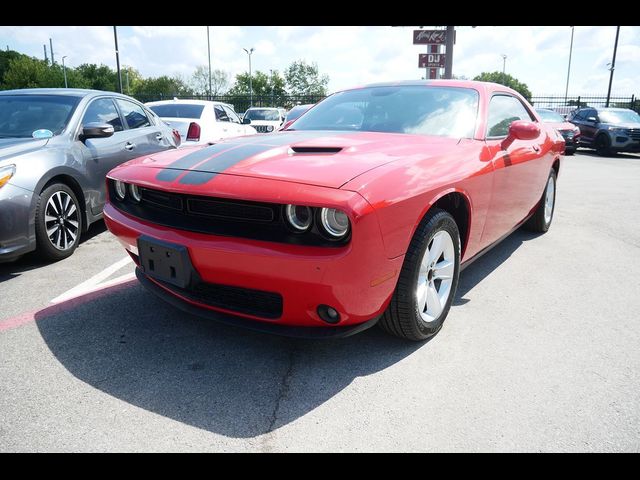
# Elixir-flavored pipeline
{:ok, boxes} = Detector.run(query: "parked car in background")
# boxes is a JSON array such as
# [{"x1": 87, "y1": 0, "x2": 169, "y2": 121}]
[
  {"x1": 146, "y1": 100, "x2": 256, "y2": 147},
  {"x1": 536, "y1": 108, "x2": 580, "y2": 155},
  {"x1": 104, "y1": 80, "x2": 563, "y2": 341},
  {"x1": 0, "y1": 88, "x2": 179, "y2": 262},
  {"x1": 242, "y1": 107, "x2": 284, "y2": 133},
  {"x1": 280, "y1": 104, "x2": 314, "y2": 130},
  {"x1": 568, "y1": 107, "x2": 640, "y2": 155}
]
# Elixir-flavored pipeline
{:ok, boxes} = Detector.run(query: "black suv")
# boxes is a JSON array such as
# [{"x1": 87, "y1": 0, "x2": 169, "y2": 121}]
[{"x1": 568, "y1": 107, "x2": 640, "y2": 156}]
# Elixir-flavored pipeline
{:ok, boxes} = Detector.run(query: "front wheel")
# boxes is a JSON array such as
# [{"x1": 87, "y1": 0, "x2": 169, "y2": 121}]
[
  {"x1": 379, "y1": 209, "x2": 461, "y2": 341},
  {"x1": 524, "y1": 169, "x2": 557, "y2": 233},
  {"x1": 35, "y1": 183, "x2": 83, "y2": 261},
  {"x1": 595, "y1": 134, "x2": 611, "y2": 156}
]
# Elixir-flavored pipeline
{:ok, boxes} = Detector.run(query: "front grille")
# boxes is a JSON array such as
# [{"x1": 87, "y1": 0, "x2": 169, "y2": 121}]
[
  {"x1": 158, "y1": 278, "x2": 283, "y2": 319},
  {"x1": 108, "y1": 182, "x2": 350, "y2": 247},
  {"x1": 559, "y1": 129, "x2": 575, "y2": 139},
  {"x1": 254, "y1": 125, "x2": 272, "y2": 133},
  {"x1": 628, "y1": 128, "x2": 640, "y2": 141}
]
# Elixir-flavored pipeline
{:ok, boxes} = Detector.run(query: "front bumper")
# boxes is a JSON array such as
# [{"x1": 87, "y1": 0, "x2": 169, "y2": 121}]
[
  {"x1": 0, "y1": 183, "x2": 36, "y2": 260},
  {"x1": 104, "y1": 203, "x2": 403, "y2": 329}
]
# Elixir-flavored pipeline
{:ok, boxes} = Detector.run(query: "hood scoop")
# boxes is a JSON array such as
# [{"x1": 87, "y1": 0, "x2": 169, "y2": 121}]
[{"x1": 289, "y1": 146, "x2": 343, "y2": 154}]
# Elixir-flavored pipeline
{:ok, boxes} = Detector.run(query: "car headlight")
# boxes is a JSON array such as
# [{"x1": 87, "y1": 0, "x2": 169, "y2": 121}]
[
  {"x1": 0, "y1": 164, "x2": 16, "y2": 190},
  {"x1": 130, "y1": 184, "x2": 142, "y2": 203},
  {"x1": 114, "y1": 180, "x2": 127, "y2": 200},
  {"x1": 319, "y1": 208, "x2": 350, "y2": 238},
  {"x1": 285, "y1": 204, "x2": 312, "y2": 231},
  {"x1": 266, "y1": 125, "x2": 274, "y2": 132}
]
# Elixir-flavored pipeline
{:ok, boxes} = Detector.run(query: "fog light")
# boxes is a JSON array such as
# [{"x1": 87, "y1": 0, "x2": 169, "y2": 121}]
[{"x1": 317, "y1": 304, "x2": 341, "y2": 324}]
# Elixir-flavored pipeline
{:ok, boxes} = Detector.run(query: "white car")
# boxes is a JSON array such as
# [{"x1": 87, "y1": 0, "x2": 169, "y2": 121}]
[
  {"x1": 146, "y1": 100, "x2": 256, "y2": 147},
  {"x1": 242, "y1": 107, "x2": 285, "y2": 134}
]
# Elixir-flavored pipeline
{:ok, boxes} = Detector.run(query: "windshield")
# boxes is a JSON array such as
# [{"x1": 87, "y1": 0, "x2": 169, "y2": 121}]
[
  {"x1": 285, "y1": 105, "x2": 312, "y2": 123},
  {"x1": 536, "y1": 109, "x2": 565, "y2": 122},
  {"x1": 599, "y1": 109, "x2": 640, "y2": 124},
  {"x1": 291, "y1": 86, "x2": 479, "y2": 138},
  {"x1": 245, "y1": 109, "x2": 281, "y2": 121},
  {"x1": 148, "y1": 104, "x2": 205, "y2": 119},
  {"x1": 0, "y1": 95, "x2": 80, "y2": 138}
]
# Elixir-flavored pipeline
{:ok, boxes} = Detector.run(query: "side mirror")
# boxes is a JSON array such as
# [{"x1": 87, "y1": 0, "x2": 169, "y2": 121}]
[
  {"x1": 501, "y1": 120, "x2": 540, "y2": 149},
  {"x1": 82, "y1": 122, "x2": 115, "y2": 139},
  {"x1": 587, "y1": 116, "x2": 597, "y2": 123},
  {"x1": 242, "y1": 117, "x2": 252, "y2": 125}
]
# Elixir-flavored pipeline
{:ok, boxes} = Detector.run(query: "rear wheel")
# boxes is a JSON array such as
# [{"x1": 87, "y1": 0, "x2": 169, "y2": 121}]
[
  {"x1": 379, "y1": 209, "x2": 460, "y2": 341},
  {"x1": 524, "y1": 169, "x2": 556, "y2": 233},
  {"x1": 595, "y1": 134, "x2": 611, "y2": 156},
  {"x1": 35, "y1": 183, "x2": 83, "y2": 261}
]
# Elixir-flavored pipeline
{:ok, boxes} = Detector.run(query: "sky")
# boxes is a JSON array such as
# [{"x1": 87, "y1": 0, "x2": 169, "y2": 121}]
[{"x1": 0, "y1": 26, "x2": 638, "y2": 97}]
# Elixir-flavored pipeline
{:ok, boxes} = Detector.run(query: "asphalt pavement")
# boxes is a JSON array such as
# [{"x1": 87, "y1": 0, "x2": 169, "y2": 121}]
[{"x1": 1, "y1": 150, "x2": 639, "y2": 452}]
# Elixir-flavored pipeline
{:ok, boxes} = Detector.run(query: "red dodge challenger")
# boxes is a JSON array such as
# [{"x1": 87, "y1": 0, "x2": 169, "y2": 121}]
[{"x1": 104, "y1": 80, "x2": 564, "y2": 341}]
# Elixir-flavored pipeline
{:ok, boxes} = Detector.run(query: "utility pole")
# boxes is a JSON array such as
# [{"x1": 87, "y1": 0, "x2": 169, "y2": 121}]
[
  {"x1": 606, "y1": 26, "x2": 620, "y2": 108},
  {"x1": 564, "y1": 26, "x2": 575, "y2": 106},
  {"x1": 444, "y1": 26, "x2": 454, "y2": 79},
  {"x1": 43, "y1": 44, "x2": 48, "y2": 64},
  {"x1": 207, "y1": 26, "x2": 212, "y2": 99},
  {"x1": 62, "y1": 56, "x2": 68, "y2": 88},
  {"x1": 501, "y1": 54, "x2": 507, "y2": 82},
  {"x1": 243, "y1": 47, "x2": 254, "y2": 107},
  {"x1": 113, "y1": 26, "x2": 123, "y2": 93},
  {"x1": 270, "y1": 69, "x2": 274, "y2": 106},
  {"x1": 126, "y1": 68, "x2": 130, "y2": 94},
  {"x1": 49, "y1": 38, "x2": 55, "y2": 64}
]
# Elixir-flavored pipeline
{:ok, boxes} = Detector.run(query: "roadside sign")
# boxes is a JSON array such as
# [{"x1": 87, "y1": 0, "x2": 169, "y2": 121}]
[
  {"x1": 419, "y1": 53, "x2": 446, "y2": 68},
  {"x1": 413, "y1": 30, "x2": 446, "y2": 45}
]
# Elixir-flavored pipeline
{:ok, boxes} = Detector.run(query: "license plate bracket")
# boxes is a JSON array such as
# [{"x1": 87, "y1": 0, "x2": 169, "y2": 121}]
[{"x1": 137, "y1": 236, "x2": 196, "y2": 289}]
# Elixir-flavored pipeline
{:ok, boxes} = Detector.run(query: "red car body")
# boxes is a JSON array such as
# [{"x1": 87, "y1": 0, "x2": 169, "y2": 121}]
[{"x1": 104, "y1": 80, "x2": 563, "y2": 337}]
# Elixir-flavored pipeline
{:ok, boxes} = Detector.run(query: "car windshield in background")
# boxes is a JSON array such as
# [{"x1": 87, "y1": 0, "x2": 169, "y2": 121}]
[
  {"x1": 537, "y1": 109, "x2": 565, "y2": 122},
  {"x1": 148, "y1": 104, "x2": 205, "y2": 119},
  {"x1": 286, "y1": 105, "x2": 312, "y2": 122},
  {"x1": 245, "y1": 109, "x2": 281, "y2": 121},
  {"x1": 0, "y1": 95, "x2": 80, "y2": 138},
  {"x1": 599, "y1": 109, "x2": 640, "y2": 124},
  {"x1": 291, "y1": 86, "x2": 479, "y2": 138}
]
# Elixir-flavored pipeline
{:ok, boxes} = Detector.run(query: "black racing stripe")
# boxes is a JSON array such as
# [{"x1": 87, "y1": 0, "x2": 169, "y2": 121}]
[
  {"x1": 155, "y1": 143, "x2": 238, "y2": 182},
  {"x1": 179, "y1": 144, "x2": 274, "y2": 185}
]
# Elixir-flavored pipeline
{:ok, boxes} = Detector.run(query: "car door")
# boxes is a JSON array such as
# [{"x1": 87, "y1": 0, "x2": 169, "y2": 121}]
[
  {"x1": 115, "y1": 98, "x2": 171, "y2": 156},
  {"x1": 222, "y1": 105, "x2": 244, "y2": 137},
  {"x1": 213, "y1": 104, "x2": 232, "y2": 139},
  {"x1": 78, "y1": 96, "x2": 133, "y2": 215},
  {"x1": 481, "y1": 94, "x2": 548, "y2": 246},
  {"x1": 579, "y1": 108, "x2": 599, "y2": 145}
]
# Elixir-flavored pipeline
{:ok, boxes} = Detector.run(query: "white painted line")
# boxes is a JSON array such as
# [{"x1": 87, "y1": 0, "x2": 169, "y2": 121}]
[{"x1": 51, "y1": 256, "x2": 133, "y2": 304}]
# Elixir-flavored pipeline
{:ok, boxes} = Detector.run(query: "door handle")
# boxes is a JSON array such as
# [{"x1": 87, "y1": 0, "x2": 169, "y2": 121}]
[
  {"x1": 532, "y1": 145, "x2": 540, "y2": 152},
  {"x1": 125, "y1": 142, "x2": 136, "y2": 151},
  {"x1": 155, "y1": 134, "x2": 163, "y2": 141}
]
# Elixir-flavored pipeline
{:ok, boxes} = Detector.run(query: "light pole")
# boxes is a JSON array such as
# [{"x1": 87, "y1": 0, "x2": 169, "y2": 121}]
[
  {"x1": 243, "y1": 47, "x2": 254, "y2": 107},
  {"x1": 269, "y1": 69, "x2": 274, "y2": 106},
  {"x1": 113, "y1": 26, "x2": 123, "y2": 93},
  {"x1": 501, "y1": 54, "x2": 507, "y2": 82},
  {"x1": 564, "y1": 26, "x2": 575, "y2": 106},
  {"x1": 126, "y1": 68, "x2": 130, "y2": 94},
  {"x1": 62, "y1": 56, "x2": 68, "y2": 88},
  {"x1": 606, "y1": 26, "x2": 621, "y2": 108},
  {"x1": 206, "y1": 26, "x2": 212, "y2": 99}
]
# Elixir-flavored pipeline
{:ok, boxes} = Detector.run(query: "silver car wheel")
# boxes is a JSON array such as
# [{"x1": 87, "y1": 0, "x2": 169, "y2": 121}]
[
  {"x1": 416, "y1": 230, "x2": 455, "y2": 323},
  {"x1": 544, "y1": 174, "x2": 555, "y2": 225},
  {"x1": 45, "y1": 191, "x2": 79, "y2": 251}
]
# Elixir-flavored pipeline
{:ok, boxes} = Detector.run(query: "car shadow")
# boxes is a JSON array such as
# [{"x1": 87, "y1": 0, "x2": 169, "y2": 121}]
[
  {"x1": 0, "y1": 220, "x2": 108, "y2": 282},
  {"x1": 33, "y1": 228, "x2": 535, "y2": 439},
  {"x1": 575, "y1": 149, "x2": 640, "y2": 160}
]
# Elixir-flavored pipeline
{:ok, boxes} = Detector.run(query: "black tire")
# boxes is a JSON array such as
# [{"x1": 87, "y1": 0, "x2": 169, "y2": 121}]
[
  {"x1": 378, "y1": 208, "x2": 461, "y2": 341},
  {"x1": 524, "y1": 169, "x2": 557, "y2": 233},
  {"x1": 35, "y1": 183, "x2": 83, "y2": 261},
  {"x1": 595, "y1": 133, "x2": 611, "y2": 156}
]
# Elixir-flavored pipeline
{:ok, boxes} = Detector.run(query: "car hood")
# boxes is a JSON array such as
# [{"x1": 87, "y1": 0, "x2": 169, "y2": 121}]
[
  {"x1": 123, "y1": 130, "x2": 461, "y2": 189},
  {"x1": 0, "y1": 137, "x2": 50, "y2": 165},
  {"x1": 602, "y1": 122, "x2": 640, "y2": 129}
]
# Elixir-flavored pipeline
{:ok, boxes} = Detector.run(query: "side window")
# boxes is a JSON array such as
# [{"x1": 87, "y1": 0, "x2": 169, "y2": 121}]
[
  {"x1": 143, "y1": 107, "x2": 157, "y2": 126},
  {"x1": 115, "y1": 99, "x2": 151, "y2": 129},
  {"x1": 222, "y1": 105, "x2": 240, "y2": 124},
  {"x1": 81, "y1": 98, "x2": 123, "y2": 132},
  {"x1": 486, "y1": 95, "x2": 534, "y2": 138},
  {"x1": 214, "y1": 105, "x2": 230, "y2": 122},
  {"x1": 572, "y1": 110, "x2": 585, "y2": 121},
  {"x1": 587, "y1": 109, "x2": 598, "y2": 121}
]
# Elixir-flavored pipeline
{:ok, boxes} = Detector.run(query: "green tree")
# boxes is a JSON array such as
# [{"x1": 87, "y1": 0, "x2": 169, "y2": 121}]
[
  {"x1": 190, "y1": 65, "x2": 230, "y2": 96},
  {"x1": 473, "y1": 71, "x2": 532, "y2": 101},
  {"x1": 284, "y1": 60, "x2": 329, "y2": 96},
  {"x1": 132, "y1": 75, "x2": 193, "y2": 100},
  {"x1": 228, "y1": 70, "x2": 286, "y2": 98},
  {"x1": 75, "y1": 63, "x2": 118, "y2": 91},
  {"x1": 0, "y1": 50, "x2": 30, "y2": 88},
  {"x1": 2, "y1": 55, "x2": 64, "y2": 89}
]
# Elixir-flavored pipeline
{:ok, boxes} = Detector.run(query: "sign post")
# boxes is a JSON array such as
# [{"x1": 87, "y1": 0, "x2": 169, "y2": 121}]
[{"x1": 414, "y1": 28, "x2": 455, "y2": 79}]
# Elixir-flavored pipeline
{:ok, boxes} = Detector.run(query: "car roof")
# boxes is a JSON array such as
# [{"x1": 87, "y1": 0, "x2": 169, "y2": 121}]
[
  {"x1": 145, "y1": 99, "x2": 234, "y2": 108},
  {"x1": 340, "y1": 79, "x2": 520, "y2": 97},
  {"x1": 0, "y1": 87, "x2": 139, "y2": 101}
]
